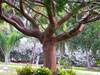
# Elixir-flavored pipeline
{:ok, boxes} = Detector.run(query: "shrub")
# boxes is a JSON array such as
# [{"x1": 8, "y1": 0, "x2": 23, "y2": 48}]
[
  {"x1": 56, "y1": 68, "x2": 76, "y2": 75},
  {"x1": 16, "y1": 64, "x2": 36, "y2": 75},
  {"x1": 16, "y1": 64, "x2": 76, "y2": 75},
  {"x1": 36, "y1": 66, "x2": 52, "y2": 75},
  {"x1": 58, "y1": 55, "x2": 72, "y2": 69},
  {"x1": 16, "y1": 65, "x2": 52, "y2": 75},
  {"x1": 95, "y1": 60, "x2": 100, "y2": 66}
]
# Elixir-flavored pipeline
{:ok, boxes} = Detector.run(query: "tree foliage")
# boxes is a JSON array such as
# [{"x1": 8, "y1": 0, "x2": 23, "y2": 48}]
[
  {"x1": 0, "y1": 31, "x2": 25, "y2": 56},
  {"x1": 67, "y1": 21, "x2": 100, "y2": 56}
]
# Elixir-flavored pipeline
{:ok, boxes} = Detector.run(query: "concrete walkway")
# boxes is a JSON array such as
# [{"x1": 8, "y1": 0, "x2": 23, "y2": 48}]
[{"x1": 74, "y1": 70, "x2": 100, "y2": 75}]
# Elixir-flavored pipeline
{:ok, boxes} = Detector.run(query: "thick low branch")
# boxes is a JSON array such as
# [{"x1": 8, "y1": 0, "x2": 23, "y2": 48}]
[
  {"x1": 11, "y1": 15, "x2": 25, "y2": 27},
  {"x1": 54, "y1": 24, "x2": 85, "y2": 43},
  {"x1": 54, "y1": 11, "x2": 90, "y2": 43},
  {"x1": 4, "y1": 1, "x2": 39, "y2": 29},
  {"x1": 57, "y1": 3, "x2": 85, "y2": 26},
  {"x1": 1, "y1": 14, "x2": 43, "y2": 42},
  {"x1": 2, "y1": 7, "x2": 25, "y2": 27}
]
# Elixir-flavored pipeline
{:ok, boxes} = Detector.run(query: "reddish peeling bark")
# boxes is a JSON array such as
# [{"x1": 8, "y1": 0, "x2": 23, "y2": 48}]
[{"x1": 43, "y1": 40, "x2": 57, "y2": 74}]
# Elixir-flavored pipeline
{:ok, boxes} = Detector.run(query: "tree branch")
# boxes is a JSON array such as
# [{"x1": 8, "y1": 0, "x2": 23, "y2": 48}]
[
  {"x1": 1, "y1": 14, "x2": 43, "y2": 43},
  {"x1": 34, "y1": 4, "x2": 45, "y2": 7},
  {"x1": 54, "y1": 11, "x2": 90, "y2": 43},
  {"x1": 2, "y1": 7, "x2": 25, "y2": 27},
  {"x1": 23, "y1": 1, "x2": 48, "y2": 19},
  {"x1": 4, "y1": 1, "x2": 39, "y2": 29},
  {"x1": 20, "y1": 0, "x2": 39, "y2": 29},
  {"x1": 54, "y1": 24, "x2": 85, "y2": 43},
  {"x1": 35, "y1": 0, "x2": 44, "y2": 5},
  {"x1": 85, "y1": 15, "x2": 100, "y2": 23},
  {"x1": 92, "y1": 10, "x2": 100, "y2": 15},
  {"x1": 11, "y1": 15, "x2": 25, "y2": 27},
  {"x1": 78, "y1": 6, "x2": 99, "y2": 14},
  {"x1": 43, "y1": 0, "x2": 57, "y2": 42},
  {"x1": 0, "y1": 0, "x2": 3, "y2": 15},
  {"x1": 25, "y1": 0, "x2": 45, "y2": 7},
  {"x1": 45, "y1": 0, "x2": 56, "y2": 25},
  {"x1": 4, "y1": 0, "x2": 20, "y2": 11},
  {"x1": 57, "y1": 3, "x2": 85, "y2": 26}
]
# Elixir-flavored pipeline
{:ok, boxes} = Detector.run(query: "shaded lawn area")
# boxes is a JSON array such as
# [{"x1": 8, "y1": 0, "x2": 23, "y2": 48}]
[{"x1": 0, "y1": 63, "x2": 100, "y2": 75}]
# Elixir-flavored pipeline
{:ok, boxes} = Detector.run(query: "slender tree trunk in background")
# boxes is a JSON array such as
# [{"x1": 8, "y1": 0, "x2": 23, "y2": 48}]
[
  {"x1": 8, "y1": 54, "x2": 10, "y2": 63},
  {"x1": 60, "y1": 43, "x2": 62, "y2": 59},
  {"x1": 60, "y1": 42, "x2": 65, "y2": 59},
  {"x1": 43, "y1": 42, "x2": 57, "y2": 74},
  {"x1": 86, "y1": 48, "x2": 90, "y2": 69},
  {"x1": 3, "y1": 55, "x2": 8, "y2": 71},
  {"x1": 36, "y1": 43, "x2": 41, "y2": 68},
  {"x1": 30, "y1": 38, "x2": 36, "y2": 64}
]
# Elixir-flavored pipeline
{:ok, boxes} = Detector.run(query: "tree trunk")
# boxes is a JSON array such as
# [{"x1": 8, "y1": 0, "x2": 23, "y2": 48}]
[
  {"x1": 86, "y1": 48, "x2": 90, "y2": 69},
  {"x1": 60, "y1": 42, "x2": 65, "y2": 59},
  {"x1": 8, "y1": 54, "x2": 10, "y2": 63},
  {"x1": 3, "y1": 55, "x2": 8, "y2": 70},
  {"x1": 43, "y1": 42, "x2": 57, "y2": 74},
  {"x1": 30, "y1": 38, "x2": 36, "y2": 64},
  {"x1": 36, "y1": 46, "x2": 41, "y2": 68}
]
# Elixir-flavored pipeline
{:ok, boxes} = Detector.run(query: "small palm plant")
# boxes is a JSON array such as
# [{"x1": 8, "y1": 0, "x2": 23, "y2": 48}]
[{"x1": 0, "y1": 31, "x2": 25, "y2": 72}]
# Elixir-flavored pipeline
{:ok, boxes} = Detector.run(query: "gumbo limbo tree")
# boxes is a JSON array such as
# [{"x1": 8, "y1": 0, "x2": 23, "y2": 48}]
[{"x1": 0, "y1": 0, "x2": 100, "y2": 73}]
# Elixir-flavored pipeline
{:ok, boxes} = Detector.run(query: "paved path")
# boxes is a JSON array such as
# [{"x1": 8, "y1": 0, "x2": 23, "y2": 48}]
[{"x1": 74, "y1": 70, "x2": 100, "y2": 75}]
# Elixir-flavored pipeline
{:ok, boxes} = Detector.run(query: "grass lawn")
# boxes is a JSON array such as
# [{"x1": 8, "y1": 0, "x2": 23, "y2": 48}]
[
  {"x1": 76, "y1": 72, "x2": 99, "y2": 75},
  {"x1": 73, "y1": 67, "x2": 100, "y2": 72},
  {"x1": 0, "y1": 66, "x2": 19, "y2": 75},
  {"x1": 0, "y1": 63, "x2": 27, "y2": 66},
  {"x1": 0, "y1": 63, "x2": 27, "y2": 75},
  {"x1": 0, "y1": 63, "x2": 100, "y2": 75}
]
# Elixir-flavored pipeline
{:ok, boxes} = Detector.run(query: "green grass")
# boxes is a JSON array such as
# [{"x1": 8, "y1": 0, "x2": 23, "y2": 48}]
[
  {"x1": 0, "y1": 66, "x2": 20, "y2": 75},
  {"x1": 0, "y1": 66, "x2": 99, "y2": 75},
  {"x1": 73, "y1": 67, "x2": 100, "y2": 72},
  {"x1": 0, "y1": 63, "x2": 27, "y2": 66},
  {"x1": 76, "y1": 72, "x2": 99, "y2": 75}
]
